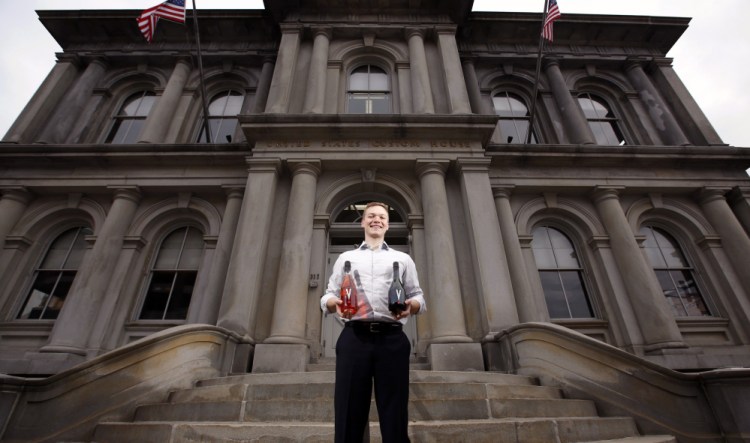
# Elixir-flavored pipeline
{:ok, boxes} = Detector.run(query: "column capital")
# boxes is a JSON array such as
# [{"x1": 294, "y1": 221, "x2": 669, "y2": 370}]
[
  {"x1": 222, "y1": 185, "x2": 245, "y2": 200},
  {"x1": 591, "y1": 186, "x2": 625, "y2": 203},
  {"x1": 279, "y1": 23, "x2": 304, "y2": 34},
  {"x1": 493, "y1": 185, "x2": 516, "y2": 200},
  {"x1": 415, "y1": 159, "x2": 450, "y2": 178},
  {"x1": 1, "y1": 186, "x2": 33, "y2": 204},
  {"x1": 405, "y1": 27, "x2": 427, "y2": 40},
  {"x1": 696, "y1": 187, "x2": 731, "y2": 205},
  {"x1": 313, "y1": 214, "x2": 330, "y2": 229},
  {"x1": 107, "y1": 186, "x2": 142, "y2": 204},
  {"x1": 728, "y1": 186, "x2": 750, "y2": 205},
  {"x1": 434, "y1": 25, "x2": 458, "y2": 35},
  {"x1": 543, "y1": 56, "x2": 561, "y2": 70},
  {"x1": 310, "y1": 26, "x2": 332, "y2": 39},
  {"x1": 246, "y1": 157, "x2": 283, "y2": 174},
  {"x1": 461, "y1": 55, "x2": 478, "y2": 66},
  {"x1": 287, "y1": 159, "x2": 322, "y2": 177},
  {"x1": 455, "y1": 157, "x2": 491, "y2": 174},
  {"x1": 407, "y1": 214, "x2": 425, "y2": 230}
]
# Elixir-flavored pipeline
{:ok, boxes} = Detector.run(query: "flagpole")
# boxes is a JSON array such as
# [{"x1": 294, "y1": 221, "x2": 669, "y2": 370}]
[
  {"x1": 191, "y1": 0, "x2": 212, "y2": 143},
  {"x1": 525, "y1": 0, "x2": 550, "y2": 145}
]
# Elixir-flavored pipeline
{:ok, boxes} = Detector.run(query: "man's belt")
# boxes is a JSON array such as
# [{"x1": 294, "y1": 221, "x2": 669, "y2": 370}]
[{"x1": 346, "y1": 321, "x2": 403, "y2": 334}]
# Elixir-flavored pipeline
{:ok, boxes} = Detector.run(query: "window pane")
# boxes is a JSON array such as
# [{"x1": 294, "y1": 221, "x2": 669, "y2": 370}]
[
  {"x1": 350, "y1": 67, "x2": 369, "y2": 90},
  {"x1": 110, "y1": 119, "x2": 145, "y2": 145},
  {"x1": 18, "y1": 271, "x2": 58, "y2": 319},
  {"x1": 224, "y1": 93, "x2": 244, "y2": 115},
  {"x1": 40, "y1": 229, "x2": 78, "y2": 269},
  {"x1": 63, "y1": 227, "x2": 91, "y2": 269},
  {"x1": 590, "y1": 97, "x2": 611, "y2": 119},
  {"x1": 560, "y1": 271, "x2": 593, "y2": 318},
  {"x1": 553, "y1": 247, "x2": 579, "y2": 269},
  {"x1": 140, "y1": 271, "x2": 175, "y2": 319},
  {"x1": 671, "y1": 270, "x2": 710, "y2": 316},
  {"x1": 164, "y1": 271, "x2": 197, "y2": 319},
  {"x1": 348, "y1": 95, "x2": 367, "y2": 113},
  {"x1": 369, "y1": 70, "x2": 388, "y2": 91},
  {"x1": 44, "y1": 271, "x2": 75, "y2": 319},
  {"x1": 214, "y1": 118, "x2": 238, "y2": 144},
  {"x1": 499, "y1": 120, "x2": 521, "y2": 144},
  {"x1": 540, "y1": 271, "x2": 569, "y2": 318},
  {"x1": 154, "y1": 228, "x2": 187, "y2": 269},
  {"x1": 654, "y1": 270, "x2": 685, "y2": 316},
  {"x1": 578, "y1": 96, "x2": 597, "y2": 119},
  {"x1": 178, "y1": 228, "x2": 203, "y2": 269},
  {"x1": 370, "y1": 95, "x2": 390, "y2": 114}
]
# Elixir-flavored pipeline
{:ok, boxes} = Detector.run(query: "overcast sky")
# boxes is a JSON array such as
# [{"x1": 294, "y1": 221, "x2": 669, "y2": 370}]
[{"x1": 0, "y1": 0, "x2": 747, "y2": 147}]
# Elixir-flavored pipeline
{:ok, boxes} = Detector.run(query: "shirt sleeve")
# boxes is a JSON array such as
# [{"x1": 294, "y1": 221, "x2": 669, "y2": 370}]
[
  {"x1": 320, "y1": 254, "x2": 344, "y2": 312},
  {"x1": 402, "y1": 256, "x2": 426, "y2": 315}
]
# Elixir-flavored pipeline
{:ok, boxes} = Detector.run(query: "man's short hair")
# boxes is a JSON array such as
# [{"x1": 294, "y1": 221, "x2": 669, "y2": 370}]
[{"x1": 365, "y1": 201, "x2": 389, "y2": 212}]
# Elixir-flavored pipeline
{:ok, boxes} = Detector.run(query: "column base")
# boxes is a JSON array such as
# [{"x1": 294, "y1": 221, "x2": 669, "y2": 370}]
[
  {"x1": 427, "y1": 342, "x2": 484, "y2": 371},
  {"x1": 251, "y1": 343, "x2": 309, "y2": 373}
]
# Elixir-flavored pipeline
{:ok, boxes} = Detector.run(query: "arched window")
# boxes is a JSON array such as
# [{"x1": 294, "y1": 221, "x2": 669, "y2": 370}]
[
  {"x1": 492, "y1": 92, "x2": 537, "y2": 144},
  {"x1": 347, "y1": 65, "x2": 390, "y2": 114},
  {"x1": 138, "y1": 226, "x2": 203, "y2": 320},
  {"x1": 577, "y1": 93, "x2": 626, "y2": 146},
  {"x1": 197, "y1": 90, "x2": 244, "y2": 143},
  {"x1": 640, "y1": 226, "x2": 711, "y2": 317},
  {"x1": 531, "y1": 226, "x2": 594, "y2": 319},
  {"x1": 105, "y1": 91, "x2": 156, "y2": 144},
  {"x1": 17, "y1": 226, "x2": 92, "y2": 320}
]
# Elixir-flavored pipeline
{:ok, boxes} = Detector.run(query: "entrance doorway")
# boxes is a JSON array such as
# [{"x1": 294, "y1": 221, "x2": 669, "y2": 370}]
[{"x1": 320, "y1": 201, "x2": 417, "y2": 358}]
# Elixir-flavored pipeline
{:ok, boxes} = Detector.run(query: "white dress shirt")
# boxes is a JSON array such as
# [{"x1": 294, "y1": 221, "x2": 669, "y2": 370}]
[{"x1": 321, "y1": 242, "x2": 426, "y2": 323}]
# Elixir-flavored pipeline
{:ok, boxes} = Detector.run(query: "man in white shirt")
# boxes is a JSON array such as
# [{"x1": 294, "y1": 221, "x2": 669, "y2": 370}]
[{"x1": 321, "y1": 202, "x2": 426, "y2": 442}]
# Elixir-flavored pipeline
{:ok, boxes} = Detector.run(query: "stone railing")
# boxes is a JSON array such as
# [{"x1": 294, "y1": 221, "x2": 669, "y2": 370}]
[
  {"x1": 0, "y1": 324, "x2": 253, "y2": 443},
  {"x1": 492, "y1": 322, "x2": 750, "y2": 443}
]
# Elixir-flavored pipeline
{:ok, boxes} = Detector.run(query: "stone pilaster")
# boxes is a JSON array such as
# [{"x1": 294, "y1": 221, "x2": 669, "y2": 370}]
[
  {"x1": 41, "y1": 187, "x2": 142, "y2": 357},
  {"x1": 728, "y1": 187, "x2": 750, "y2": 236},
  {"x1": 462, "y1": 57, "x2": 490, "y2": 115},
  {"x1": 436, "y1": 26, "x2": 472, "y2": 114},
  {"x1": 456, "y1": 158, "x2": 518, "y2": 336},
  {"x1": 138, "y1": 59, "x2": 192, "y2": 143},
  {"x1": 37, "y1": 59, "x2": 107, "y2": 144},
  {"x1": 253, "y1": 57, "x2": 276, "y2": 113},
  {"x1": 544, "y1": 58, "x2": 596, "y2": 145},
  {"x1": 592, "y1": 187, "x2": 685, "y2": 352},
  {"x1": 406, "y1": 28, "x2": 435, "y2": 114},
  {"x1": 217, "y1": 158, "x2": 282, "y2": 340},
  {"x1": 0, "y1": 187, "x2": 33, "y2": 251},
  {"x1": 194, "y1": 187, "x2": 244, "y2": 325},
  {"x1": 302, "y1": 28, "x2": 331, "y2": 114},
  {"x1": 265, "y1": 25, "x2": 302, "y2": 113},
  {"x1": 697, "y1": 187, "x2": 750, "y2": 296},
  {"x1": 493, "y1": 186, "x2": 539, "y2": 323},
  {"x1": 625, "y1": 60, "x2": 690, "y2": 146}
]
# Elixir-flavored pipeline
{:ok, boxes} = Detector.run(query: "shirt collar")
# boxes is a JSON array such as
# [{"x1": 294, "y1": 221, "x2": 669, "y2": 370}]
[{"x1": 358, "y1": 241, "x2": 390, "y2": 251}]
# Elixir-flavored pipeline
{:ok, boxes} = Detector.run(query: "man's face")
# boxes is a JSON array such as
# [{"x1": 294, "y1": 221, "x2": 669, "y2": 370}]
[{"x1": 361, "y1": 205, "x2": 389, "y2": 238}]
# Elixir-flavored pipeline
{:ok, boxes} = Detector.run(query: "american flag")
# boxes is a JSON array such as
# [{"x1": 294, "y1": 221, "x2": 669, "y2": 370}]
[
  {"x1": 137, "y1": 0, "x2": 186, "y2": 43},
  {"x1": 542, "y1": 0, "x2": 561, "y2": 41}
]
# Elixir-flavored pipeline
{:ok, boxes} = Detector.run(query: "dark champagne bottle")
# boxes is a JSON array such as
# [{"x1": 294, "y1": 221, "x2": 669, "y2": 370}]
[
  {"x1": 340, "y1": 261, "x2": 358, "y2": 316},
  {"x1": 388, "y1": 261, "x2": 406, "y2": 314}
]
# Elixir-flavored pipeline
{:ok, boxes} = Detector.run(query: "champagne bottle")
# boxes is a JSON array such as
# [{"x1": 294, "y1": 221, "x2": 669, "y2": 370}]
[
  {"x1": 340, "y1": 261, "x2": 358, "y2": 316},
  {"x1": 388, "y1": 261, "x2": 406, "y2": 314}
]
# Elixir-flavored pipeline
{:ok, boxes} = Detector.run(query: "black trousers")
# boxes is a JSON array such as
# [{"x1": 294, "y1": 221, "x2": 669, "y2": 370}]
[{"x1": 334, "y1": 324, "x2": 411, "y2": 443}]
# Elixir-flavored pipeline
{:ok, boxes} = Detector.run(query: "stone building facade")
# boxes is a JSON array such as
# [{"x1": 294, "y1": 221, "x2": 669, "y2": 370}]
[{"x1": 2, "y1": 0, "x2": 750, "y2": 378}]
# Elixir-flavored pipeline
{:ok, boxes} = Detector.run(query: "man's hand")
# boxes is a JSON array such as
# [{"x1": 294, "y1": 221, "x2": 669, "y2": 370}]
[
  {"x1": 326, "y1": 298, "x2": 353, "y2": 319},
  {"x1": 394, "y1": 299, "x2": 420, "y2": 320}
]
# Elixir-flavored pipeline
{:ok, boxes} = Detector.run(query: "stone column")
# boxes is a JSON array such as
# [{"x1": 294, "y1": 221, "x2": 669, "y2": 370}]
[
  {"x1": 195, "y1": 187, "x2": 244, "y2": 325},
  {"x1": 252, "y1": 57, "x2": 276, "y2": 113},
  {"x1": 436, "y1": 26, "x2": 472, "y2": 114},
  {"x1": 302, "y1": 28, "x2": 331, "y2": 114},
  {"x1": 406, "y1": 28, "x2": 435, "y2": 114},
  {"x1": 254, "y1": 161, "x2": 321, "y2": 373},
  {"x1": 217, "y1": 158, "x2": 282, "y2": 339},
  {"x1": 456, "y1": 159, "x2": 518, "y2": 336},
  {"x1": 591, "y1": 187, "x2": 685, "y2": 351},
  {"x1": 729, "y1": 187, "x2": 750, "y2": 236},
  {"x1": 265, "y1": 25, "x2": 302, "y2": 113},
  {"x1": 544, "y1": 58, "x2": 596, "y2": 145},
  {"x1": 138, "y1": 59, "x2": 192, "y2": 143},
  {"x1": 3, "y1": 56, "x2": 78, "y2": 143},
  {"x1": 416, "y1": 160, "x2": 483, "y2": 371},
  {"x1": 493, "y1": 186, "x2": 539, "y2": 323},
  {"x1": 625, "y1": 60, "x2": 690, "y2": 146},
  {"x1": 0, "y1": 188, "x2": 33, "y2": 251},
  {"x1": 38, "y1": 59, "x2": 107, "y2": 144},
  {"x1": 41, "y1": 187, "x2": 142, "y2": 358},
  {"x1": 462, "y1": 57, "x2": 491, "y2": 115},
  {"x1": 697, "y1": 188, "x2": 750, "y2": 295}
]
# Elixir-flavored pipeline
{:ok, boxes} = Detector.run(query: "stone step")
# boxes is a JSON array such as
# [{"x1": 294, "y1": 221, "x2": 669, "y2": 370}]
[
  {"x1": 575, "y1": 437, "x2": 677, "y2": 443},
  {"x1": 134, "y1": 397, "x2": 597, "y2": 422},
  {"x1": 196, "y1": 369, "x2": 537, "y2": 387},
  {"x1": 168, "y1": 381, "x2": 562, "y2": 404},
  {"x1": 95, "y1": 417, "x2": 641, "y2": 443}
]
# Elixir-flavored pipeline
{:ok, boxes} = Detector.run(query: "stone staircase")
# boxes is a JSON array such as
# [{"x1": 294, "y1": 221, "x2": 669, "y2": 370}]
[{"x1": 93, "y1": 369, "x2": 676, "y2": 442}]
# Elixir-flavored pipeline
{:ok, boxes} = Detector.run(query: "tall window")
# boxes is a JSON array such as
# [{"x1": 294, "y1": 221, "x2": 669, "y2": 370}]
[
  {"x1": 197, "y1": 90, "x2": 244, "y2": 143},
  {"x1": 578, "y1": 93, "x2": 626, "y2": 146},
  {"x1": 640, "y1": 226, "x2": 711, "y2": 317},
  {"x1": 105, "y1": 91, "x2": 156, "y2": 144},
  {"x1": 347, "y1": 65, "x2": 390, "y2": 114},
  {"x1": 139, "y1": 226, "x2": 203, "y2": 320},
  {"x1": 493, "y1": 92, "x2": 537, "y2": 144},
  {"x1": 17, "y1": 226, "x2": 92, "y2": 320},
  {"x1": 532, "y1": 226, "x2": 594, "y2": 319}
]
